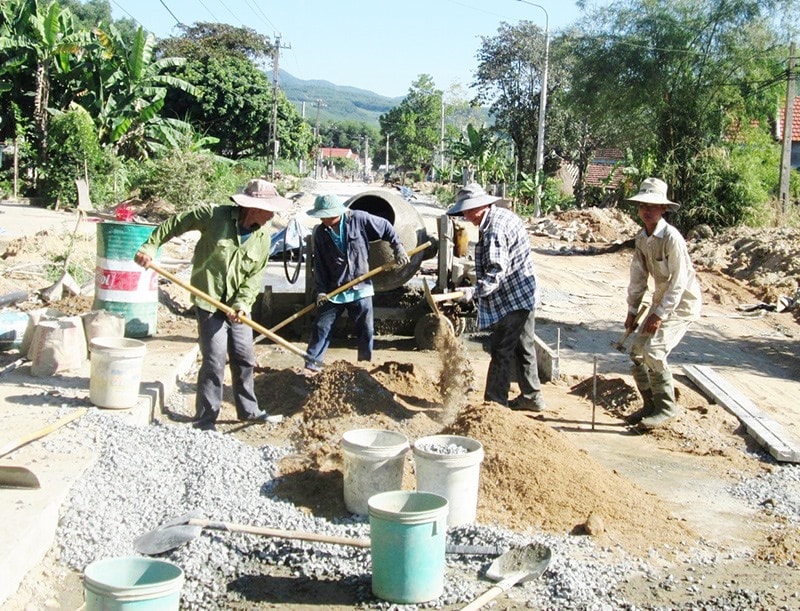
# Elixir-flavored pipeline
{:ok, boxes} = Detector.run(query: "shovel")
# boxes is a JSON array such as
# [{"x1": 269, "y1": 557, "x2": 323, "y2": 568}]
[
  {"x1": 461, "y1": 542, "x2": 552, "y2": 611},
  {"x1": 134, "y1": 510, "x2": 504, "y2": 557},
  {"x1": 611, "y1": 304, "x2": 648, "y2": 352},
  {"x1": 39, "y1": 207, "x2": 86, "y2": 303},
  {"x1": 145, "y1": 262, "x2": 324, "y2": 368},
  {"x1": 265, "y1": 239, "x2": 434, "y2": 336},
  {"x1": 0, "y1": 408, "x2": 88, "y2": 489}
]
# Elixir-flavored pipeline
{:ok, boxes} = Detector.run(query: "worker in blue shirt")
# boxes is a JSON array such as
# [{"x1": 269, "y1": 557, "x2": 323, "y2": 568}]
[{"x1": 304, "y1": 194, "x2": 409, "y2": 373}]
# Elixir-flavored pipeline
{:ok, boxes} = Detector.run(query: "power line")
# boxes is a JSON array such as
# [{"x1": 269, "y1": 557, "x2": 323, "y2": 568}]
[
  {"x1": 157, "y1": 0, "x2": 184, "y2": 28},
  {"x1": 240, "y1": 0, "x2": 277, "y2": 33},
  {"x1": 212, "y1": 0, "x2": 246, "y2": 28},
  {"x1": 195, "y1": 0, "x2": 219, "y2": 22},
  {"x1": 108, "y1": 0, "x2": 140, "y2": 25}
]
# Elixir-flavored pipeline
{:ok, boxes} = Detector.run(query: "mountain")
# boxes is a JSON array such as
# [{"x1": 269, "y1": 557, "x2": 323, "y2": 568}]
[{"x1": 279, "y1": 70, "x2": 402, "y2": 127}]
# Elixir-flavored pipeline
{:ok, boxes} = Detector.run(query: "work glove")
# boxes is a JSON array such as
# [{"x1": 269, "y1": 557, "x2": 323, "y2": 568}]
[
  {"x1": 315, "y1": 293, "x2": 328, "y2": 308},
  {"x1": 394, "y1": 247, "x2": 410, "y2": 268},
  {"x1": 458, "y1": 286, "x2": 475, "y2": 303}
]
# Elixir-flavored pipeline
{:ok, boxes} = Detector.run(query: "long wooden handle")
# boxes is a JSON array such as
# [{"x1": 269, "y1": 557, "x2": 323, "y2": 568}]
[
  {"x1": 430, "y1": 291, "x2": 465, "y2": 303},
  {"x1": 146, "y1": 262, "x2": 322, "y2": 367},
  {"x1": 268, "y1": 240, "x2": 433, "y2": 334},
  {"x1": 189, "y1": 518, "x2": 371, "y2": 548},
  {"x1": 461, "y1": 571, "x2": 527, "y2": 611},
  {"x1": 0, "y1": 408, "x2": 88, "y2": 458}
]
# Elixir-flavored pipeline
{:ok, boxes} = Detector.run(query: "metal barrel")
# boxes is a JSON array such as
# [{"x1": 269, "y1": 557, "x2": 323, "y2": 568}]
[{"x1": 93, "y1": 222, "x2": 159, "y2": 337}]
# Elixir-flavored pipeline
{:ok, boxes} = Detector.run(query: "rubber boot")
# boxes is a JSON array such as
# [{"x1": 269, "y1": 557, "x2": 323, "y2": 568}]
[
  {"x1": 638, "y1": 369, "x2": 680, "y2": 430},
  {"x1": 625, "y1": 389, "x2": 655, "y2": 424},
  {"x1": 625, "y1": 363, "x2": 655, "y2": 424}
]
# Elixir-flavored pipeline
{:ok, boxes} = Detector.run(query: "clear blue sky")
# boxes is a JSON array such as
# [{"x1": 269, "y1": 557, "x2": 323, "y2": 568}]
[{"x1": 109, "y1": 0, "x2": 603, "y2": 98}]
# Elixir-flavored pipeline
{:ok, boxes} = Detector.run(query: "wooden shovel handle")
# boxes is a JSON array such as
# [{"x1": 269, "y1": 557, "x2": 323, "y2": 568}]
[
  {"x1": 0, "y1": 408, "x2": 88, "y2": 458},
  {"x1": 268, "y1": 240, "x2": 433, "y2": 334},
  {"x1": 461, "y1": 570, "x2": 527, "y2": 611},
  {"x1": 188, "y1": 518, "x2": 371, "y2": 548},
  {"x1": 430, "y1": 291, "x2": 465, "y2": 303},
  {"x1": 146, "y1": 262, "x2": 322, "y2": 367}
]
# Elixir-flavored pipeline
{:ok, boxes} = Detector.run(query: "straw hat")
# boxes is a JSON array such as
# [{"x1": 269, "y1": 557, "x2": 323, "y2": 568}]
[
  {"x1": 230, "y1": 179, "x2": 292, "y2": 211},
  {"x1": 625, "y1": 177, "x2": 680, "y2": 210},
  {"x1": 446, "y1": 183, "x2": 500, "y2": 216},
  {"x1": 307, "y1": 194, "x2": 349, "y2": 218}
]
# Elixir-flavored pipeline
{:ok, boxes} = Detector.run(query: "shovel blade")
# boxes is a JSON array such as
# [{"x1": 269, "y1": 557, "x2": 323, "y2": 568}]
[
  {"x1": 134, "y1": 523, "x2": 203, "y2": 555},
  {"x1": 486, "y1": 542, "x2": 552, "y2": 584},
  {"x1": 0, "y1": 465, "x2": 41, "y2": 489}
]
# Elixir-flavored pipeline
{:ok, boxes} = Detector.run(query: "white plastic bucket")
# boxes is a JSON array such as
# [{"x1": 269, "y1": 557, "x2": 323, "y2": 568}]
[
  {"x1": 413, "y1": 434, "x2": 484, "y2": 527},
  {"x1": 89, "y1": 337, "x2": 147, "y2": 409},
  {"x1": 84, "y1": 556, "x2": 183, "y2": 610},
  {"x1": 341, "y1": 429, "x2": 409, "y2": 515}
]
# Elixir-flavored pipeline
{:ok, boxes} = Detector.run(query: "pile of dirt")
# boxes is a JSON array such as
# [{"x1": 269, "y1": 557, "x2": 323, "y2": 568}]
[
  {"x1": 258, "y1": 358, "x2": 699, "y2": 556},
  {"x1": 690, "y1": 226, "x2": 800, "y2": 304},
  {"x1": 444, "y1": 403, "x2": 693, "y2": 555}
]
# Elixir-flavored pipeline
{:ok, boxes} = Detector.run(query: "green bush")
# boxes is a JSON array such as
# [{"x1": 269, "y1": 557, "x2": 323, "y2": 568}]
[
  {"x1": 131, "y1": 150, "x2": 223, "y2": 210},
  {"x1": 41, "y1": 105, "x2": 105, "y2": 209},
  {"x1": 666, "y1": 131, "x2": 777, "y2": 231}
]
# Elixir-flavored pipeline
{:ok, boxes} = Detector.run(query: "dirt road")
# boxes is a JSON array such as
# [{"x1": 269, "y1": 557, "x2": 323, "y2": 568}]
[{"x1": 3, "y1": 184, "x2": 800, "y2": 609}]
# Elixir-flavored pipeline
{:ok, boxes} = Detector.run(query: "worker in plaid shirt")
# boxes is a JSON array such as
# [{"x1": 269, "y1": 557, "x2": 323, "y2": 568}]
[{"x1": 447, "y1": 183, "x2": 545, "y2": 412}]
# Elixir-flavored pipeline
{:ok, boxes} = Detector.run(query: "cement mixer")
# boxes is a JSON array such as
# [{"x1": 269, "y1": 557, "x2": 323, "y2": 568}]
[{"x1": 256, "y1": 188, "x2": 474, "y2": 349}]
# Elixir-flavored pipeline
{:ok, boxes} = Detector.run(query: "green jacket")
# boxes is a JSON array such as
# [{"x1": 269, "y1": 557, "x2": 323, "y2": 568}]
[{"x1": 139, "y1": 204, "x2": 271, "y2": 314}]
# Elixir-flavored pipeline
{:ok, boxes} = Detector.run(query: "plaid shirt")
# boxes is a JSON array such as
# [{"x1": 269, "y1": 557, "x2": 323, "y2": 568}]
[{"x1": 474, "y1": 206, "x2": 537, "y2": 329}]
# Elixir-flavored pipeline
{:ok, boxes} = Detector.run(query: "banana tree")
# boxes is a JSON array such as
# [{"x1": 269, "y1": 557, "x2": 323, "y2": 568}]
[
  {"x1": 449, "y1": 123, "x2": 510, "y2": 187},
  {"x1": 0, "y1": 0, "x2": 87, "y2": 162},
  {"x1": 80, "y1": 24, "x2": 196, "y2": 158}
]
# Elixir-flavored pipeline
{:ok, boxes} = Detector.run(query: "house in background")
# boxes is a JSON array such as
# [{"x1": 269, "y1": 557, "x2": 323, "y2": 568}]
[
  {"x1": 777, "y1": 96, "x2": 800, "y2": 170},
  {"x1": 585, "y1": 148, "x2": 626, "y2": 189},
  {"x1": 317, "y1": 147, "x2": 366, "y2": 179}
]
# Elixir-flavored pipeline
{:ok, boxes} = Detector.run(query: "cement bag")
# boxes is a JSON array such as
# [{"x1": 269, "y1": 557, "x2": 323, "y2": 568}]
[
  {"x1": 82, "y1": 310, "x2": 126, "y2": 346},
  {"x1": 21, "y1": 308, "x2": 64, "y2": 357},
  {"x1": 29, "y1": 317, "x2": 87, "y2": 377}
]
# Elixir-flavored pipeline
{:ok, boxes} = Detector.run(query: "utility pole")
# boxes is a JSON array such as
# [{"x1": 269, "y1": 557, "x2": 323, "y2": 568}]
[
  {"x1": 779, "y1": 41, "x2": 796, "y2": 213},
  {"x1": 313, "y1": 99, "x2": 325, "y2": 179},
  {"x1": 385, "y1": 134, "x2": 390, "y2": 179},
  {"x1": 268, "y1": 35, "x2": 291, "y2": 180},
  {"x1": 363, "y1": 136, "x2": 369, "y2": 180}
]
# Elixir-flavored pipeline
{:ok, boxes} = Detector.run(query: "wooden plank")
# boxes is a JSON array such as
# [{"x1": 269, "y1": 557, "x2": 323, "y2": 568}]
[{"x1": 683, "y1": 364, "x2": 800, "y2": 463}]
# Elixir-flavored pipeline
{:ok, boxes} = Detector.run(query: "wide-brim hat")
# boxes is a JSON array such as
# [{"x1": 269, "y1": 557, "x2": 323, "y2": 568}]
[
  {"x1": 625, "y1": 177, "x2": 680, "y2": 210},
  {"x1": 446, "y1": 182, "x2": 500, "y2": 216},
  {"x1": 230, "y1": 179, "x2": 292, "y2": 211},
  {"x1": 307, "y1": 193, "x2": 349, "y2": 218}
]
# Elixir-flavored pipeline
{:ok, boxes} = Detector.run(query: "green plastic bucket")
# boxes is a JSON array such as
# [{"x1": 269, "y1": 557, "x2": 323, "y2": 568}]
[
  {"x1": 368, "y1": 490, "x2": 449, "y2": 604},
  {"x1": 94, "y1": 222, "x2": 159, "y2": 338},
  {"x1": 83, "y1": 556, "x2": 183, "y2": 610}
]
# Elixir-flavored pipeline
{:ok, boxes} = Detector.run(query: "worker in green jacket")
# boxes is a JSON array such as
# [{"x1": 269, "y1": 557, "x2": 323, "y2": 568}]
[{"x1": 135, "y1": 179, "x2": 292, "y2": 431}]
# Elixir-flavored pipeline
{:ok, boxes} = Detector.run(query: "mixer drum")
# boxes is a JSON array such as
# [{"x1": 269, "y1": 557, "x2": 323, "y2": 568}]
[{"x1": 345, "y1": 190, "x2": 432, "y2": 292}]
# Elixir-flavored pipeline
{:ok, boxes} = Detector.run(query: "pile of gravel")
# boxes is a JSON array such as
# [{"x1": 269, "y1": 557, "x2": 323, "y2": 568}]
[{"x1": 47, "y1": 408, "x2": 799, "y2": 609}]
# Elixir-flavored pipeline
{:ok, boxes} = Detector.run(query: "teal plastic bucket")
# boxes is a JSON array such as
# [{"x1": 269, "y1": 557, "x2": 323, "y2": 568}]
[
  {"x1": 94, "y1": 222, "x2": 159, "y2": 338},
  {"x1": 368, "y1": 490, "x2": 449, "y2": 604},
  {"x1": 83, "y1": 556, "x2": 184, "y2": 610}
]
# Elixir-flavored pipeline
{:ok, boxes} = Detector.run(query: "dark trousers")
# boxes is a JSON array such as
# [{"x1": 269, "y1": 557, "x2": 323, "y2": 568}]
[
  {"x1": 484, "y1": 308, "x2": 541, "y2": 406},
  {"x1": 195, "y1": 308, "x2": 260, "y2": 425},
  {"x1": 306, "y1": 297, "x2": 373, "y2": 369}
]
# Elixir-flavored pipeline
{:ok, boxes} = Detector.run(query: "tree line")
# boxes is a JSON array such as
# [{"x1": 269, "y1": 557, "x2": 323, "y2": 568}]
[{"x1": 1, "y1": 0, "x2": 798, "y2": 230}]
